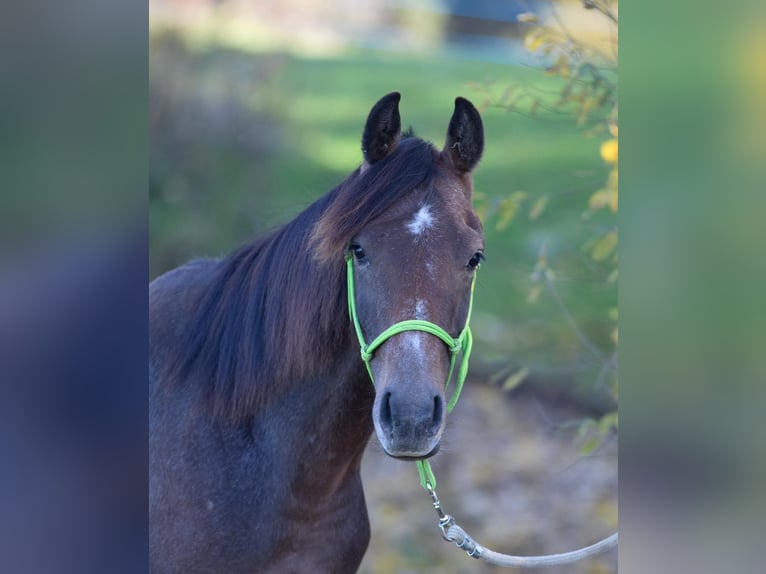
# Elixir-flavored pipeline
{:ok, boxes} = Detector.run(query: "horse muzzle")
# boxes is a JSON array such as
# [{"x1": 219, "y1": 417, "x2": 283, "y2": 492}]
[{"x1": 373, "y1": 388, "x2": 444, "y2": 459}]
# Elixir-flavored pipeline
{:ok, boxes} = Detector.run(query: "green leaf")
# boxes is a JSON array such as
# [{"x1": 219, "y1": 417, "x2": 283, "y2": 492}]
[
  {"x1": 488, "y1": 364, "x2": 513, "y2": 385},
  {"x1": 495, "y1": 193, "x2": 527, "y2": 231},
  {"x1": 527, "y1": 284, "x2": 542, "y2": 304},
  {"x1": 581, "y1": 436, "x2": 600, "y2": 455},
  {"x1": 599, "y1": 412, "x2": 619, "y2": 431},
  {"x1": 591, "y1": 230, "x2": 617, "y2": 261},
  {"x1": 529, "y1": 195, "x2": 549, "y2": 220},
  {"x1": 503, "y1": 367, "x2": 530, "y2": 391}
]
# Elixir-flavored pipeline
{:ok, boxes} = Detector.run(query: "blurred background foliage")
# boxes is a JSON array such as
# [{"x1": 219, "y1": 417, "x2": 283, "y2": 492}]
[{"x1": 150, "y1": 0, "x2": 617, "y2": 571}]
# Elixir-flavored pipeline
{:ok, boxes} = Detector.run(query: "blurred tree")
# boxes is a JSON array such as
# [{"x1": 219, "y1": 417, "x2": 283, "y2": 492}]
[
  {"x1": 475, "y1": 0, "x2": 618, "y2": 450},
  {"x1": 149, "y1": 33, "x2": 285, "y2": 278}
]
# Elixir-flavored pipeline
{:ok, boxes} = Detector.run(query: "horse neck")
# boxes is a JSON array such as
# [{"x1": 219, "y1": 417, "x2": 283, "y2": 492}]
[
  {"x1": 189, "y1": 209, "x2": 374, "y2": 422},
  {"x1": 253, "y1": 237, "x2": 376, "y2": 495},
  {"x1": 282, "y1": 353, "x2": 375, "y2": 495}
]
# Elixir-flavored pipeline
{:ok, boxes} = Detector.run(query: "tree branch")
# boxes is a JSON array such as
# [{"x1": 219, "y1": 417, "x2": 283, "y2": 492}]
[{"x1": 545, "y1": 271, "x2": 607, "y2": 365}]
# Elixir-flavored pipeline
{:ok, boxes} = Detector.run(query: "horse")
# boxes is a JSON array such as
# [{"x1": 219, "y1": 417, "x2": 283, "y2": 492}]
[{"x1": 149, "y1": 92, "x2": 485, "y2": 573}]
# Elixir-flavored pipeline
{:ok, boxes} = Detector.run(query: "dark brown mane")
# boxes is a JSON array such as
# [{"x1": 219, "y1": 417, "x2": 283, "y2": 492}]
[
  {"x1": 311, "y1": 137, "x2": 434, "y2": 263},
  {"x1": 173, "y1": 136, "x2": 436, "y2": 421}
]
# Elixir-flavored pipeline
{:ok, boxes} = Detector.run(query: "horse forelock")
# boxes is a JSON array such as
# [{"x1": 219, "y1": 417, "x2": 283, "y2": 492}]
[{"x1": 310, "y1": 137, "x2": 436, "y2": 265}]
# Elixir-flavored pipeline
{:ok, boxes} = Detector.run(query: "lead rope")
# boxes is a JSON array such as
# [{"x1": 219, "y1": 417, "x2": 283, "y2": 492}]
[
  {"x1": 346, "y1": 254, "x2": 618, "y2": 567},
  {"x1": 425, "y1": 481, "x2": 618, "y2": 567}
]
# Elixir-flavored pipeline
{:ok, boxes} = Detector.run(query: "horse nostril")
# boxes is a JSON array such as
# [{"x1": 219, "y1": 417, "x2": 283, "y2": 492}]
[
  {"x1": 430, "y1": 395, "x2": 443, "y2": 433},
  {"x1": 380, "y1": 391, "x2": 393, "y2": 437}
]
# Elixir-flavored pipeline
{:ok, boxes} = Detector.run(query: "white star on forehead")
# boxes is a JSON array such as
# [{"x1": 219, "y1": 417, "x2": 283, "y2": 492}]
[{"x1": 406, "y1": 204, "x2": 434, "y2": 236}]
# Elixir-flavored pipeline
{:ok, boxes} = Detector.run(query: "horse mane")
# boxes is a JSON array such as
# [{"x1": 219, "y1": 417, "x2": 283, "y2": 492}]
[{"x1": 173, "y1": 136, "x2": 436, "y2": 422}]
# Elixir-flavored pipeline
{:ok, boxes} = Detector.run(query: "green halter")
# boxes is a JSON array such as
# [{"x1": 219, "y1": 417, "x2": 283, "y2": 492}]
[{"x1": 345, "y1": 254, "x2": 477, "y2": 489}]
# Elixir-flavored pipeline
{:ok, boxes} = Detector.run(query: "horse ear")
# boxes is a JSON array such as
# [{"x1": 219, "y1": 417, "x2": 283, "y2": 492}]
[
  {"x1": 444, "y1": 97, "x2": 484, "y2": 173},
  {"x1": 362, "y1": 92, "x2": 402, "y2": 164}
]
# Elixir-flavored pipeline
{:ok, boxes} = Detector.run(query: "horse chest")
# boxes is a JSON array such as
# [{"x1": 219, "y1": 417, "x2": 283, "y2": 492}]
[
  {"x1": 260, "y1": 483, "x2": 371, "y2": 573},
  {"x1": 151, "y1": 375, "x2": 373, "y2": 573},
  {"x1": 197, "y1": 444, "x2": 371, "y2": 573}
]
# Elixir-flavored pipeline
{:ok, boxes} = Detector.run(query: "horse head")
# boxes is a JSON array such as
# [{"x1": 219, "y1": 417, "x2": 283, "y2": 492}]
[{"x1": 319, "y1": 92, "x2": 485, "y2": 459}]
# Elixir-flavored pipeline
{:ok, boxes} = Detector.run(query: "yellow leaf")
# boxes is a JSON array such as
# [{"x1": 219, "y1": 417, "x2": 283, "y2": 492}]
[
  {"x1": 529, "y1": 195, "x2": 549, "y2": 220},
  {"x1": 516, "y1": 12, "x2": 538, "y2": 23},
  {"x1": 547, "y1": 54, "x2": 571, "y2": 78},
  {"x1": 600, "y1": 138, "x2": 619, "y2": 164},
  {"x1": 606, "y1": 168, "x2": 618, "y2": 212},
  {"x1": 589, "y1": 177, "x2": 617, "y2": 212},
  {"x1": 524, "y1": 29, "x2": 545, "y2": 52},
  {"x1": 496, "y1": 204, "x2": 517, "y2": 231},
  {"x1": 510, "y1": 191, "x2": 528, "y2": 202},
  {"x1": 496, "y1": 192, "x2": 527, "y2": 230},
  {"x1": 592, "y1": 230, "x2": 618, "y2": 261},
  {"x1": 608, "y1": 187, "x2": 618, "y2": 212},
  {"x1": 527, "y1": 284, "x2": 542, "y2": 304},
  {"x1": 544, "y1": 268, "x2": 555, "y2": 281},
  {"x1": 589, "y1": 189, "x2": 610, "y2": 210},
  {"x1": 503, "y1": 367, "x2": 529, "y2": 391},
  {"x1": 607, "y1": 167, "x2": 619, "y2": 189}
]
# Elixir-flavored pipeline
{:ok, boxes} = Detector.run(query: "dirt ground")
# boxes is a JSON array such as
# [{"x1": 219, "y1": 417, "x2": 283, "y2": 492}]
[{"x1": 359, "y1": 381, "x2": 618, "y2": 573}]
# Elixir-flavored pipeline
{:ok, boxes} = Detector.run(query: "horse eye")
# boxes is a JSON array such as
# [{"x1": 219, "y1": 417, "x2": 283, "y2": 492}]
[
  {"x1": 467, "y1": 251, "x2": 484, "y2": 270},
  {"x1": 350, "y1": 244, "x2": 366, "y2": 260}
]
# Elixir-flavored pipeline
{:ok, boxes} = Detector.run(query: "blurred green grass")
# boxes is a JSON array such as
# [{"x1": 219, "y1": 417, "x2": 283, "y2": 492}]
[{"x1": 150, "y1": 30, "x2": 615, "y2": 398}]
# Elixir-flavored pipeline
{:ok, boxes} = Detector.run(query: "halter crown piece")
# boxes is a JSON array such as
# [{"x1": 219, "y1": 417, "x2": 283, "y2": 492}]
[{"x1": 345, "y1": 253, "x2": 477, "y2": 490}]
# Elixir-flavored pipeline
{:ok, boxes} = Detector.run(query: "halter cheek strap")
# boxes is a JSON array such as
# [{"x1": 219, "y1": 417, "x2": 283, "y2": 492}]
[{"x1": 345, "y1": 254, "x2": 477, "y2": 489}]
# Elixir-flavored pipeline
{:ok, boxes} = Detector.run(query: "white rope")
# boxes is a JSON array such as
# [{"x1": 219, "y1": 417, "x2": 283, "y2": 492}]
[
  {"x1": 444, "y1": 523, "x2": 617, "y2": 568},
  {"x1": 425, "y1": 483, "x2": 617, "y2": 568}
]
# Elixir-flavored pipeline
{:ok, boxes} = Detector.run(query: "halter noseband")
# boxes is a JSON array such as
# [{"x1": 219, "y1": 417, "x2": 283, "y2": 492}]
[{"x1": 345, "y1": 253, "x2": 477, "y2": 489}]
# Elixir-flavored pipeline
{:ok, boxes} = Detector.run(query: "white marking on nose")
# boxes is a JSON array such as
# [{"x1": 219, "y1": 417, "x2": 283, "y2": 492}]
[
  {"x1": 406, "y1": 205, "x2": 434, "y2": 236},
  {"x1": 403, "y1": 332, "x2": 426, "y2": 358},
  {"x1": 415, "y1": 299, "x2": 428, "y2": 319},
  {"x1": 391, "y1": 331, "x2": 427, "y2": 358}
]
